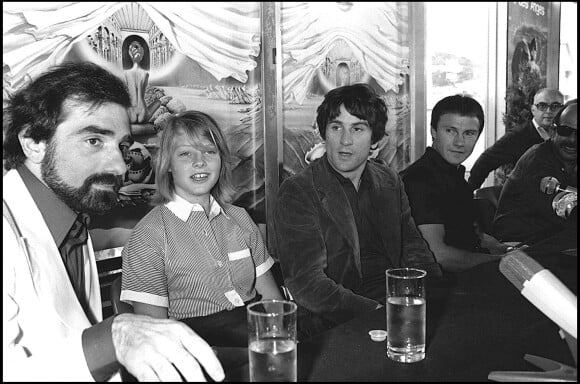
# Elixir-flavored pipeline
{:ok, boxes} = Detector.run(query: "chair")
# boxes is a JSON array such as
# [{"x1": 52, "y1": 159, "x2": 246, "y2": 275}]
[
  {"x1": 473, "y1": 186, "x2": 502, "y2": 234},
  {"x1": 474, "y1": 186, "x2": 502, "y2": 210},
  {"x1": 110, "y1": 275, "x2": 134, "y2": 315}
]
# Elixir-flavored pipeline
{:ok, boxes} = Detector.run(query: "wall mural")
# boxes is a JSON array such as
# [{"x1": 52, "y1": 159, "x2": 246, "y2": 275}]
[
  {"x1": 74, "y1": 14, "x2": 264, "y2": 222},
  {"x1": 3, "y1": 2, "x2": 264, "y2": 250},
  {"x1": 279, "y1": 2, "x2": 411, "y2": 183},
  {"x1": 3, "y1": 2, "x2": 412, "y2": 249},
  {"x1": 497, "y1": 1, "x2": 549, "y2": 186},
  {"x1": 507, "y1": 1, "x2": 549, "y2": 87}
]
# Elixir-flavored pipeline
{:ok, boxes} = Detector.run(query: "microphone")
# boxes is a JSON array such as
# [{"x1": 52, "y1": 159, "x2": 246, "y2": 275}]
[
  {"x1": 540, "y1": 177, "x2": 577, "y2": 219},
  {"x1": 540, "y1": 176, "x2": 577, "y2": 195},
  {"x1": 499, "y1": 250, "x2": 577, "y2": 339},
  {"x1": 552, "y1": 191, "x2": 577, "y2": 219}
]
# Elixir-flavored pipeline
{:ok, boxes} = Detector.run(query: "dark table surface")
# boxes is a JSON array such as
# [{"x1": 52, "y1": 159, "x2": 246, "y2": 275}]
[{"x1": 221, "y1": 229, "x2": 577, "y2": 382}]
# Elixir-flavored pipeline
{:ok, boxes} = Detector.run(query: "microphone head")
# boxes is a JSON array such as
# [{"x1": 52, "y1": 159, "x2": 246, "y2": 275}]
[
  {"x1": 540, "y1": 176, "x2": 560, "y2": 194},
  {"x1": 499, "y1": 250, "x2": 544, "y2": 291},
  {"x1": 552, "y1": 190, "x2": 578, "y2": 219}
]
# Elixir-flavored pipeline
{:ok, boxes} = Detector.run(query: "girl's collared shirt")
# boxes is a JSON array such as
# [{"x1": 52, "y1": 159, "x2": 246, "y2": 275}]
[{"x1": 121, "y1": 194, "x2": 274, "y2": 318}]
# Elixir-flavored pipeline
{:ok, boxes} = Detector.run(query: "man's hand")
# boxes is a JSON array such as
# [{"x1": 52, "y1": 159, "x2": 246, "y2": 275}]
[
  {"x1": 112, "y1": 314, "x2": 225, "y2": 382},
  {"x1": 159, "y1": 95, "x2": 173, "y2": 106},
  {"x1": 480, "y1": 233, "x2": 510, "y2": 255}
]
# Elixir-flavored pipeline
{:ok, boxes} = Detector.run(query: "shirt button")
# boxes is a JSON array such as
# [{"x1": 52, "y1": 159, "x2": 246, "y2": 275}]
[{"x1": 217, "y1": 261, "x2": 223, "y2": 267}]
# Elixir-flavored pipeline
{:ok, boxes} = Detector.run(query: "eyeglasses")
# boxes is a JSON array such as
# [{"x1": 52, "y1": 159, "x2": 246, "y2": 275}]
[
  {"x1": 534, "y1": 102, "x2": 563, "y2": 112},
  {"x1": 554, "y1": 124, "x2": 577, "y2": 137}
]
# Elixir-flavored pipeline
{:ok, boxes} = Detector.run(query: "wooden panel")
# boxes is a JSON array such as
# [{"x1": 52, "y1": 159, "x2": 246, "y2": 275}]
[
  {"x1": 547, "y1": 2, "x2": 561, "y2": 89},
  {"x1": 409, "y1": 2, "x2": 426, "y2": 163},
  {"x1": 261, "y1": 1, "x2": 283, "y2": 250}
]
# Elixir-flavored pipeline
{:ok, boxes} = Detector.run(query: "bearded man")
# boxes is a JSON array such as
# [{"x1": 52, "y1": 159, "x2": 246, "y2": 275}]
[{"x1": 3, "y1": 62, "x2": 224, "y2": 382}]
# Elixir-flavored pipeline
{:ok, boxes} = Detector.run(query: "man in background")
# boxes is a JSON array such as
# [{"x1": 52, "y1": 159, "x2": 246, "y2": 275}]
[
  {"x1": 468, "y1": 88, "x2": 564, "y2": 189},
  {"x1": 493, "y1": 99, "x2": 577, "y2": 243},
  {"x1": 401, "y1": 95, "x2": 508, "y2": 272},
  {"x1": 3, "y1": 62, "x2": 224, "y2": 382}
]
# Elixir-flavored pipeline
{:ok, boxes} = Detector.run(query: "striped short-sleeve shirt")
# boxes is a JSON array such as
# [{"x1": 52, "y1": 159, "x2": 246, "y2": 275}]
[{"x1": 121, "y1": 195, "x2": 275, "y2": 318}]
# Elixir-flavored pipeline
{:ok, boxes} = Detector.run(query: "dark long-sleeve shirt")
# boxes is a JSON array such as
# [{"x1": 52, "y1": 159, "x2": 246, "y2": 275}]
[
  {"x1": 493, "y1": 140, "x2": 577, "y2": 242},
  {"x1": 274, "y1": 156, "x2": 441, "y2": 336},
  {"x1": 468, "y1": 120, "x2": 544, "y2": 189}
]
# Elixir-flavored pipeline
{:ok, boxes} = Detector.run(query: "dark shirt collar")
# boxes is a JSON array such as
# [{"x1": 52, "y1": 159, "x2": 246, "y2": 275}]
[
  {"x1": 323, "y1": 154, "x2": 370, "y2": 189},
  {"x1": 17, "y1": 165, "x2": 78, "y2": 246},
  {"x1": 424, "y1": 147, "x2": 466, "y2": 178}
]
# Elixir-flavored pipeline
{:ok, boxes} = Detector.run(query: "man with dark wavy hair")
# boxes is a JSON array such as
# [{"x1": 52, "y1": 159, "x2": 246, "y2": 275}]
[
  {"x1": 3, "y1": 62, "x2": 224, "y2": 382},
  {"x1": 273, "y1": 84, "x2": 441, "y2": 340}
]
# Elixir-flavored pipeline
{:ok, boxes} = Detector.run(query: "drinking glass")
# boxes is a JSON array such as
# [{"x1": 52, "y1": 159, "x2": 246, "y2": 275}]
[
  {"x1": 247, "y1": 299, "x2": 298, "y2": 382},
  {"x1": 386, "y1": 268, "x2": 427, "y2": 363}
]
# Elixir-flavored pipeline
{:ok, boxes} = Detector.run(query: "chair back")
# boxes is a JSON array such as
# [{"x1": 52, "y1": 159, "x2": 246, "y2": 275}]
[
  {"x1": 473, "y1": 186, "x2": 502, "y2": 234},
  {"x1": 110, "y1": 275, "x2": 134, "y2": 315},
  {"x1": 474, "y1": 186, "x2": 502, "y2": 210}
]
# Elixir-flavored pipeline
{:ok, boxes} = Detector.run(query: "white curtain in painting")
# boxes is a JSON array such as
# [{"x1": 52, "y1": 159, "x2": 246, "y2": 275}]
[
  {"x1": 3, "y1": 2, "x2": 260, "y2": 91},
  {"x1": 281, "y1": 2, "x2": 409, "y2": 104}
]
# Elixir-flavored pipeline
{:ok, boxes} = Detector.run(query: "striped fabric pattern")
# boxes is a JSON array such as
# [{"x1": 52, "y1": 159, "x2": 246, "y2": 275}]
[{"x1": 121, "y1": 197, "x2": 274, "y2": 318}]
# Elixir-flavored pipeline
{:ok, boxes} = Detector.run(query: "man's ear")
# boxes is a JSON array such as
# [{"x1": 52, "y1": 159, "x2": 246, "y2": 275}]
[
  {"x1": 547, "y1": 126, "x2": 557, "y2": 140},
  {"x1": 18, "y1": 131, "x2": 47, "y2": 164},
  {"x1": 430, "y1": 126, "x2": 437, "y2": 143}
]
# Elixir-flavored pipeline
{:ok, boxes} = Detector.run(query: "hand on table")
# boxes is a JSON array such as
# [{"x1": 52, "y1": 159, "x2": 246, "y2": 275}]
[
  {"x1": 112, "y1": 313, "x2": 225, "y2": 382},
  {"x1": 480, "y1": 233, "x2": 510, "y2": 255},
  {"x1": 159, "y1": 95, "x2": 173, "y2": 106}
]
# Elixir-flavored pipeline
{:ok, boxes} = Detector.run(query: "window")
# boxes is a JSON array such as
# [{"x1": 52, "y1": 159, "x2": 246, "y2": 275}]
[
  {"x1": 559, "y1": 2, "x2": 577, "y2": 102},
  {"x1": 424, "y1": 2, "x2": 495, "y2": 176}
]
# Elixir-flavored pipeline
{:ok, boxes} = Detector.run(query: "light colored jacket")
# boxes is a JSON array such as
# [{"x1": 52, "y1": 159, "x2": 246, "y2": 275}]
[{"x1": 3, "y1": 169, "x2": 105, "y2": 381}]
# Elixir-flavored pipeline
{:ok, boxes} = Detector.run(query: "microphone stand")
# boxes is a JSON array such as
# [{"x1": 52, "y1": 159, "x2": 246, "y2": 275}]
[{"x1": 488, "y1": 330, "x2": 576, "y2": 381}]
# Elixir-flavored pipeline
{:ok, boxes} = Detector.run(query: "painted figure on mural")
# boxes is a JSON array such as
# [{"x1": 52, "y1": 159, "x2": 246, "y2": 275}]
[
  {"x1": 336, "y1": 62, "x2": 351, "y2": 87},
  {"x1": 122, "y1": 35, "x2": 168, "y2": 124},
  {"x1": 511, "y1": 37, "x2": 541, "y2": 85}
]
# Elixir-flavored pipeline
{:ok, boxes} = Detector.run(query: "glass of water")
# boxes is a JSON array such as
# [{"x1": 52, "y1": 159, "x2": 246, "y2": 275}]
[
  {"x1": 247, "y1": 299, "x2": 298, "y2": 382},
  {"x1": 385, "y1": 268, "x2": 427, "y2": 363}
]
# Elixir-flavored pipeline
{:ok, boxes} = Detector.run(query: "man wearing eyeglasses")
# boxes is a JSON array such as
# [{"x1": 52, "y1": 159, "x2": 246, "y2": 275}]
[
  {"x1": 493, "y1": 99, "x2": 577, "y2": 243},
  {"x1": 468, "y1": 88, "x2": 564, "y2": 189}
]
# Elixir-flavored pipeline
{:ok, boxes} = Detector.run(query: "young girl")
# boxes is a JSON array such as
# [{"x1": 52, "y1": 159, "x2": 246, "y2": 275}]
[{"x1": 121, "y1": 111, "x2": 283, "y2": 347}]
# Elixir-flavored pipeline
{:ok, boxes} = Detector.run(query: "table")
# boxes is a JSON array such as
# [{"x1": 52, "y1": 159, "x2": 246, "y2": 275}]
[{"x1": 222, "y1": 231, "x2": 577, "y2": 381}]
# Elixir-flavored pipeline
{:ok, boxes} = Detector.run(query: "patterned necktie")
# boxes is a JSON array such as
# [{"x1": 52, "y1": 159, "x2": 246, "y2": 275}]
[{"x1": 60, "y1": 213, "x2": 90, "y2": 317}]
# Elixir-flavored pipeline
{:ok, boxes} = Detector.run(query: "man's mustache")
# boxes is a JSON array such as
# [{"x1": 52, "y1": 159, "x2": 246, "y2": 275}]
[{"x1": 85, "y1": 173, "x2": 124, "y2": 192}]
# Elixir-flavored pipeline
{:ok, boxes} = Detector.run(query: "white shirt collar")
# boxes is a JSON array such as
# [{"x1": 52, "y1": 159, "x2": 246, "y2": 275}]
[
  {"x1": 532, "y1": 118, "x2": 551, "y2": 141},
  {"x1": 165, "y1": 194, "x2": 225, "y2": 221}
]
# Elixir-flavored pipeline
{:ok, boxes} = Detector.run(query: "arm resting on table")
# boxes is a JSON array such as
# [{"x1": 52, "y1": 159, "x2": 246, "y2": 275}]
[{"x1": 418, "y1": 224, "x2": 504, "y2": 272}]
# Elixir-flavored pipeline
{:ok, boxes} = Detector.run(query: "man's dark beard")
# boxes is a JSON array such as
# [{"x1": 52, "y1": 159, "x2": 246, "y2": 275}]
[{"x1": 41, "y1": 144, "x2": 124, "y2": 215}]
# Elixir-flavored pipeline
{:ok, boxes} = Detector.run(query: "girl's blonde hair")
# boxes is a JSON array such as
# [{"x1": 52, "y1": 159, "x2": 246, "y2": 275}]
[{"x1": 153, "y1": 110, "x2": 235, "y2": 206}]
